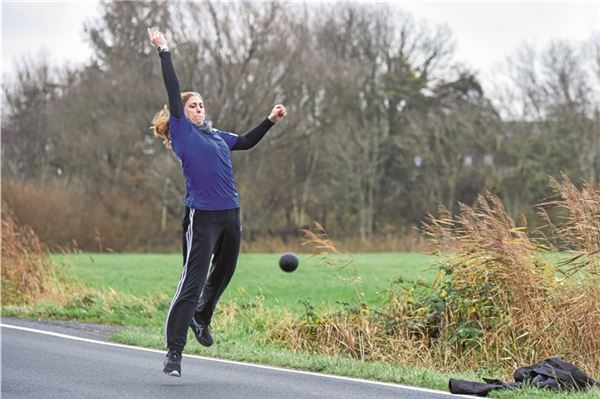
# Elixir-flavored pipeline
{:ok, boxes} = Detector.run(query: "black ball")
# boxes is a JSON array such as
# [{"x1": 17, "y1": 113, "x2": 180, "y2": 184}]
[{"x1": 279, "y1": 252, "x2": 299, "y2": 272}]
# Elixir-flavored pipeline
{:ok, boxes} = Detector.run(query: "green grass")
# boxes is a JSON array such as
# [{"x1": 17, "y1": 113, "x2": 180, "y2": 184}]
[{"x1": 51, "y1": 252, "x2": 438, "y2": 314}]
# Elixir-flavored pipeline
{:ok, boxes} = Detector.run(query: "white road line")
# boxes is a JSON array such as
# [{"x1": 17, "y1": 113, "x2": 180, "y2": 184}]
[{"x1": 1, "y1": 323, "x2": 472, "y2": 398}]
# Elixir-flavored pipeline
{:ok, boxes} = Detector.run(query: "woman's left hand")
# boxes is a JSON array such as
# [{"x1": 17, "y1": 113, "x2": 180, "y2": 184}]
[{"x1": 268, "y1": 104, "x2": 287, "y2": 123}]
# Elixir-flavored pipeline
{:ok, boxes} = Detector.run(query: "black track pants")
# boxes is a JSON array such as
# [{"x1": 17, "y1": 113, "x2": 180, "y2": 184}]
[{"x1": 164, "y1": 207, "x2": 241, "y2": 352}]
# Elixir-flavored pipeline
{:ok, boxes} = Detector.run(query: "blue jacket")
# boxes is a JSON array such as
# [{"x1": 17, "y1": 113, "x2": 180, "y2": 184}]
[{"x1": 169, "y1": 115, "x2": 240, "y2": 210}]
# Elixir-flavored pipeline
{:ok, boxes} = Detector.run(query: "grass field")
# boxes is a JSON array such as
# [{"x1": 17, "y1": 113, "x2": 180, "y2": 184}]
[
  {"x1": 52, "y1": 252, "x2": 439, "y2": 314},
  {"x1": 12, "y1": 252, "x2": 595, "y2": 399}
]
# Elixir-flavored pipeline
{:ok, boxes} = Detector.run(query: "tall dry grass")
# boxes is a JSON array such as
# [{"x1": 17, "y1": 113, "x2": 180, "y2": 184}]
[
  {"x1": 2, "y1": 202, "x2": 98, "y2": 307},
  {"x1": 1, "y1": 203, "x2": 56, "y2": 305},
  {"x1": 271, "y1": 177, "x2": 600, "y2": 380},
  {"x1": 538, "y1": 173, "x2": 600, "y2": 278}
]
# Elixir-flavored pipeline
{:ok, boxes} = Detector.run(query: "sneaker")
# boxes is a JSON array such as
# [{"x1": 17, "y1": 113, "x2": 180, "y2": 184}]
[
  {"x1": 162, "y1": 350, "x2": 181, "y2": 377},
  {"x1": 191, "y1": 318, "x2": 213, "y2": 347}
]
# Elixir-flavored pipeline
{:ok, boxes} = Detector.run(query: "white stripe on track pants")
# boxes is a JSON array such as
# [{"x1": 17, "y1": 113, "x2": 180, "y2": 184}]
[{"x1": 164, "y1": 207, "x2": 241, "y2": 352}]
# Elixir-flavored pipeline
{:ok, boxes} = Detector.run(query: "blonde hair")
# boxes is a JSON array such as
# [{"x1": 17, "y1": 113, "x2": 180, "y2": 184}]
[{"x1": 151, "y1": 91, "x2": 202, "y2": 149}]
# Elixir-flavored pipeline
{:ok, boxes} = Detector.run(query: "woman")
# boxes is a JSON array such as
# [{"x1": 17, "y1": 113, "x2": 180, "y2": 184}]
[{"x1": 147, "y1": 28, "x2": 287, "y2": 377}]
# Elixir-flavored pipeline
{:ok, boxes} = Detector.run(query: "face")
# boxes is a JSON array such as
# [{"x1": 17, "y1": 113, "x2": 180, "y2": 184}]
[{"x1": 184, "y1": 95, "x2": 205, "y2": 126}]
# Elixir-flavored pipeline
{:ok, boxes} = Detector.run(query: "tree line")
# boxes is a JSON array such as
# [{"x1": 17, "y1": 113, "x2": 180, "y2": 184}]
[{"x1": 2, "y1": 1, "x2": 599, "y2": 251}]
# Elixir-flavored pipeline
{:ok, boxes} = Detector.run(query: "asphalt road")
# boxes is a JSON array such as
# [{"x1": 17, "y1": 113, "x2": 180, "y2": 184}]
[{"x1": 1, "y1": 322, "x2": 470, "y2": 399}]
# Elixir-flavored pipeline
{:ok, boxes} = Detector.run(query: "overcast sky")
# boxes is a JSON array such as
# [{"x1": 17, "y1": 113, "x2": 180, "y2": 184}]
[{"x1": 2, "y1": 1, "x2": 599, "y2": 86}]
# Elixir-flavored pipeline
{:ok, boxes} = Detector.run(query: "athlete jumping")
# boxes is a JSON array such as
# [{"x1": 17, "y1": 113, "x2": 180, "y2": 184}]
[{"x1": 148, "y1": 28, "x2": 287, "y2": 377}]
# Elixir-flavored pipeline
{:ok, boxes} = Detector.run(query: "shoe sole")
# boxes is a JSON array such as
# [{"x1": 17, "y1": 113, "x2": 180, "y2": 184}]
[{"x1": 163, "y1": 369, "x2": 181, "y2": 377}]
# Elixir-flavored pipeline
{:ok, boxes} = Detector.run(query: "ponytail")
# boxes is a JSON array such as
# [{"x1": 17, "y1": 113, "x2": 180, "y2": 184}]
[
  {"x1": 151, "y1": 105, "x2": 171, "y2": 149},
  {"x1": 150, "y1": 91, "x2": 203, "y2": 150}
]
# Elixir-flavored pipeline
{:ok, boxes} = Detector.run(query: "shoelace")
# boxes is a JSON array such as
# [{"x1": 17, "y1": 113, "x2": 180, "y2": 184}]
[{"x1": 192, "y1": 319, "x2": 209, "y2": 334}]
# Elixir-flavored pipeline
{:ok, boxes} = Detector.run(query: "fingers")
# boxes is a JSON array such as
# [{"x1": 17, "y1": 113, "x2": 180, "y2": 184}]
[
  {"x1": 147, "y1": 28, "x2": 158, "y2": 45},
  {"x1": 269, "y1": 105, "x2": 287, "y2": 122},
  {"x1": 148, "y1": 28, "x2": 156, "y2": 44},
  {"x1": 147, "y1": 27, "x2": 165, "y2": 47},
  {"x1": 278, "y1": 105, "x2": 287, "y2": 118},
  {"x1": 273, "y1": 104, "x2": 287, "y2": 117},
  {"x1": 268, "y1": 104, "x2": 287, "y2": 122}
]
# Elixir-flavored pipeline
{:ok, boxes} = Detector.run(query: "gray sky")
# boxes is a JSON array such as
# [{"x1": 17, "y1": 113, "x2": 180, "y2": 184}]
[
  {"x1": 401, "y1": 1, "x2": 598, "y2": 75},
  {"x1": 2, "y1": 1, "x2": 599, "y2": 85},
  {"x1": 2, "y1": 1, "x2": 99, "y2": 78}
]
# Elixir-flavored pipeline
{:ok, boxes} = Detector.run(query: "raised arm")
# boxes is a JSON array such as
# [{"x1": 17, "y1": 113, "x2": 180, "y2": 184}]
[
  {"x1": 232, "y1": 104, "x2": 287, "y2": 151},
  {"x1": 147, "y1": 28, "x2": 183, "y2": 118}
]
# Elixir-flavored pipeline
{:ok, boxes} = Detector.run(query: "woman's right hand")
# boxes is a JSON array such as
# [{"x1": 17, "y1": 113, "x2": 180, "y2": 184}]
[{"x1": 147, "y1": 27, "x2": 167, "y2": 48}]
